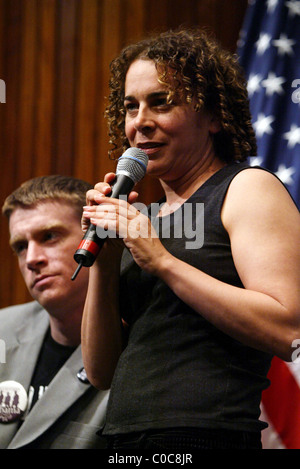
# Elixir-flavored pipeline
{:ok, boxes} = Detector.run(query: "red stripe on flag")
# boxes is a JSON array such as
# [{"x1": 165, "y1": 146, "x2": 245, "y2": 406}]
[{"x1": 262, "y1": 356, "x2": 300, "y2": 449}]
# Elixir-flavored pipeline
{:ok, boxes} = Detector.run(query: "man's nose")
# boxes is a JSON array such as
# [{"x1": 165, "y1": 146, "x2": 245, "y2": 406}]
[{"x1": 26, "y1": 242, "x2": 47, "y2": 270}]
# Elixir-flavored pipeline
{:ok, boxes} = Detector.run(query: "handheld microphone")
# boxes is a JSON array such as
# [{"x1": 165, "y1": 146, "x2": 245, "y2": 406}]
[{"x1": 71, "y1": 147, "x2": 148, "y2": 280}]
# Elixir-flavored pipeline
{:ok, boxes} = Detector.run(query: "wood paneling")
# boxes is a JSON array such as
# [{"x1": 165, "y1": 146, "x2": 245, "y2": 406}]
[{"x1": 0, "y1": 0, "x2": 248, "y2": 308}]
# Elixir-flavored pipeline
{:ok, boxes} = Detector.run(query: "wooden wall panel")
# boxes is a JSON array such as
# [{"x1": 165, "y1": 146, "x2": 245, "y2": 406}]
[
  {"x1": 35, "y1": 0, "x2": 57, "y2": 175},
  {"x1": 1, "y1": 1, "x2": 24, "y2": 307},
  {"x1": 73, "y1": 0, "x2": 99, "y2": 181},
  {"x1": 0, "y1": 0, "x2": 248, "y2": 308},
  {"x1": 54, "y1": 0, "x2": 77, "y2": 175},
  {"x1": 17, "y1": 0, "x2": 38, "y2": 182}
]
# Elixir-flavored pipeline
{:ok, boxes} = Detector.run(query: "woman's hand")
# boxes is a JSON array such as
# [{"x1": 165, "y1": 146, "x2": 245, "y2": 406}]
[
  {"x1": 81, "y1": 172, "x2": 140, "y2": 232},
  {"x1": 82, "y1": 174, "x2": 170, "y2": 275}
]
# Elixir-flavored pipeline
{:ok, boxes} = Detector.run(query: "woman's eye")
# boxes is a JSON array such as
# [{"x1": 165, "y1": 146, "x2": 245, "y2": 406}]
[
  {"x1": 153, "y1": 97, "x2": 174, "y2": 110},
  {"x1": 124, "y1": 102, "x2": 138, "y2": 113},
  {"x1": 155, "y1": 98, "x2": 168, "y2": 106}
]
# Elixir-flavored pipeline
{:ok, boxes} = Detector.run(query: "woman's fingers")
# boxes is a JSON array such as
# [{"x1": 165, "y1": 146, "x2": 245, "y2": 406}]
[
  {"x1": 82, "y1": 169, "x2": 141, "y2": 235},
  {"x1": 83, "y1": 198, "x2": 151, "y2": 240},
  {"x1": 103, "y1": 172, "x2": 117, "y2": 184}
]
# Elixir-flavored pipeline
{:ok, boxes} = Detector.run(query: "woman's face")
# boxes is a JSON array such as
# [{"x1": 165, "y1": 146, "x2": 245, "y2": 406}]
[{"x1": 124, "y1": 59, "x2": 219, "y2": 182}]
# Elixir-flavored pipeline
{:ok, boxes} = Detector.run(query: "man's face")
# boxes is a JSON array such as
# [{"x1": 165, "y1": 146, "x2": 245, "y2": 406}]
[{"x1": 9, "y1": 200, "x2": 89, "y2": 313}]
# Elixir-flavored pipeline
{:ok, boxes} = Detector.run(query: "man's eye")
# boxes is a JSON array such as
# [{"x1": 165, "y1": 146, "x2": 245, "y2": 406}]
[
  {"x1": 13, "y1": 243, "x2": 27, "y2": 255},
  {"x1": 44, "y1": 232, "x2": 58, "y2": 242}
]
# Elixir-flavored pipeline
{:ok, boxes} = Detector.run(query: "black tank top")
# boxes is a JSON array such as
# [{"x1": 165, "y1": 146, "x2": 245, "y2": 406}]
[{"x1": 103, "y1": 162, "x2": 272, "y2": 435}]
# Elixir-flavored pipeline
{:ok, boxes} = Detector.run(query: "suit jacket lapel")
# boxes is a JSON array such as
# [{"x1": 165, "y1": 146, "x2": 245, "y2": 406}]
[
  {"x1": 0, "y1": 304, "x2": 49, "y2": 449},
  {"x1": 8, "y1": 346, "x2": 91, "y2": 448}
]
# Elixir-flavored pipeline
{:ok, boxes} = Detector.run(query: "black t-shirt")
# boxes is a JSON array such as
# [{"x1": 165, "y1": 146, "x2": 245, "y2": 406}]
[{"x1": 27, "y1": 329, "x2": 76, "y2": 412}]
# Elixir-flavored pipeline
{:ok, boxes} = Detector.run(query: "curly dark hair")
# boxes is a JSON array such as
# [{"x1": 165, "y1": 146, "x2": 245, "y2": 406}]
[{"x1": 105, "y1": 28, "x2": 257, "y2": 163}]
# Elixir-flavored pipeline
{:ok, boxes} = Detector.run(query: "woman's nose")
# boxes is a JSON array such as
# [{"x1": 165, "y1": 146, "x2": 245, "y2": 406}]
[{"x1": 133, "y1": 106, "x2": 155, "y2": 132}]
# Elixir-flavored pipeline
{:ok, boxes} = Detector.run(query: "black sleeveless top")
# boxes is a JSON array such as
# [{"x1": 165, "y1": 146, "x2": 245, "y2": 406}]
[{"x1": 103, "y1": 162, "x2": 272, "y2": 435}]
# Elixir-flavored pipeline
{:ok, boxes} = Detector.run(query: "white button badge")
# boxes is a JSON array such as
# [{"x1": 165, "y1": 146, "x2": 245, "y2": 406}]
[{"x1": 0, "y1": 381, "x2": 28, "y2": 423}]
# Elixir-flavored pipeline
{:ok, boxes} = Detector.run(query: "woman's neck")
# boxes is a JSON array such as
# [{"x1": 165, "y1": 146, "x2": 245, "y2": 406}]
[{"x1": 159, "y1": 156, "x2": 226, "y2": 216}]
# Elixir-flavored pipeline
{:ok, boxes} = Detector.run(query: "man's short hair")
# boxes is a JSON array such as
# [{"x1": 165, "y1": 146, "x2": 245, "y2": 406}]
[{"x1": 2, "y1": 175, "x2": 93, "y2": 221}]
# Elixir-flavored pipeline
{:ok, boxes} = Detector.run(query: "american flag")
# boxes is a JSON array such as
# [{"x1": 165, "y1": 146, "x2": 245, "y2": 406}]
[{"x1": 237, "y1": 0, "x2": 300, "y2": 449}]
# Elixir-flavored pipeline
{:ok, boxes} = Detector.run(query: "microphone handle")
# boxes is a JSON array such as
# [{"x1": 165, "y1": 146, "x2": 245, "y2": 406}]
[
  {"x1": 74, "y1": 223, "x2": 105, "y2": 268},
  {"x1": 72, "y1": 174, "x2": 135, "y2": 280}
]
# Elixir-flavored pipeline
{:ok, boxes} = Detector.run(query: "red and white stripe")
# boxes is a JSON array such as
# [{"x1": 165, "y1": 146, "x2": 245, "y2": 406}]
[{"x1": 261, "y1": 356, "x2": 300, "y2": 449}]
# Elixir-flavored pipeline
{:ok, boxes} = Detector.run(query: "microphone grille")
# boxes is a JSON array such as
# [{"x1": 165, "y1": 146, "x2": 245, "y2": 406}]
[{"x1": 116, "y1": 147, "x2": 148, "y2": 184}]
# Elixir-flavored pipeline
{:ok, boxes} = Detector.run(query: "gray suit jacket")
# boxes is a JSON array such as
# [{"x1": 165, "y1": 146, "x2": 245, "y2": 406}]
[{"x1": 0, "y1": 301, "x2": 109, "y2": 449}]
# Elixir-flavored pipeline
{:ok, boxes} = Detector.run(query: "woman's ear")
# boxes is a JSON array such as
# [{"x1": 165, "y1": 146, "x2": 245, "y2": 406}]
[{"x1": 209, "y1": 115, "x2": 222, "y2": 134}]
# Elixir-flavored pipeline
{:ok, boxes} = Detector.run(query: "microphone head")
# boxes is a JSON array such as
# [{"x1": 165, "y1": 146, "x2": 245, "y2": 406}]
[{"x1": 116, "y1": 147, "x2": 148, "y2": 184}]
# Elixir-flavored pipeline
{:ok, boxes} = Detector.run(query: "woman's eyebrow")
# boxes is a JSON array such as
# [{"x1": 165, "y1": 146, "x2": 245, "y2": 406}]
[{"x1": 124, "y1": 91, "x2": 169, "y2": 102}]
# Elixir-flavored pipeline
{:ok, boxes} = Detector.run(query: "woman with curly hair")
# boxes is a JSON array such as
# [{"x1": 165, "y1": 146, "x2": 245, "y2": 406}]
[{"x1": 81, "y1": 29, "x2": 300, "y2": 450}]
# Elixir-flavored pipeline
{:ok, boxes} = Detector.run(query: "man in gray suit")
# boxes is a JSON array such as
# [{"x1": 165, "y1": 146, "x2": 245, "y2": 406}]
[{"x1": 0, "y1": 175, "x2": 109, "y2": 449}]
